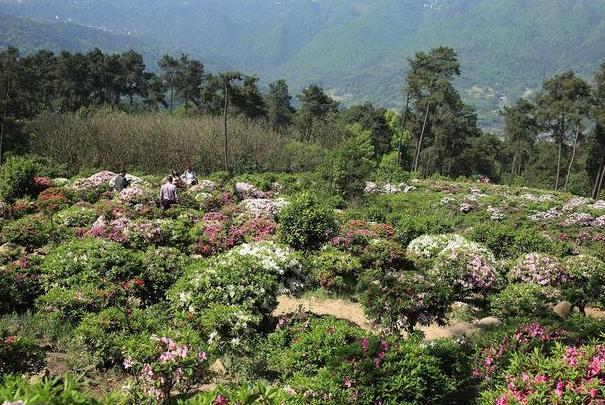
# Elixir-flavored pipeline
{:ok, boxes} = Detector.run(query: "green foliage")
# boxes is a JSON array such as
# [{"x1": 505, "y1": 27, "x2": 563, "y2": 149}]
[
  {"x1": 278, "y1": 192, "x2": 337, "y2": 250},
  {"x1": 41, "y1": 238, "x2": 140, "y2": 289},
  {"x1": 307, "y1": 246, "x2": 362, "y2": 293},
  {"x1": 1, "y1": 214, "x2": 55, "y2": 249},
  {"x1": 360, "y1": 269, "x2": 455, "y2": 333},
  {"x1": 53, "y1": 205, "x2": 98, "y2": 228},
  {"x1": 183, "y1": 383, "x2": 287, "y2": 405},
  {"x1": 37, "y1": 284, "x2": 120, "y2": 323},
  {"x1": 0, "y1": 254, "x2": 43, "y2": 314},
  {"x1": 0, "y1": 375, "x2": 105, "y2": 405},
  {"x1": 490, "y1": 283, "x2": 559, "y2": 319},
  {"x1": 0, "y1": 328, "x2": 43, "y2": 375},
  {"x1": 139, "y1": 246, "x2": 187, "y2": 303},
  {"x1": 0, "y1": 156, "x2": 40, "y2": 202},
  {"x1": 468, "y1": 222, "x2": 555, "y2": 258},
  {"x1": 562, "y1": 254, "x2": 605, "y2": 311}
]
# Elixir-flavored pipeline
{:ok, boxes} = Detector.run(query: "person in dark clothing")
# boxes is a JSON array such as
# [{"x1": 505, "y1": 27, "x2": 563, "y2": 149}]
[
  {"x1": 114, "y1": 169, "x2": 130, "y2": 192},
  {"x1": 160, "y1": 176, "x2": 178, "y2": 210}
]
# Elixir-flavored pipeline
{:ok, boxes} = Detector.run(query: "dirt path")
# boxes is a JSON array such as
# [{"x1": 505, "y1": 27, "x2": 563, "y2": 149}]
[
  {"x1": 275, "y1": 296, "x2": 605, "y2": 340},
  {"x1": 274, "y1": 295, "x2": 482, "y2": 340}
]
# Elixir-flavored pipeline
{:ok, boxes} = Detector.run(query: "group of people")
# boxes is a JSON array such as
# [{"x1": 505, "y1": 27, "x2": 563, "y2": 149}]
[{"x1": 113, "y1": 166, "x2": 198, "y2": 211}]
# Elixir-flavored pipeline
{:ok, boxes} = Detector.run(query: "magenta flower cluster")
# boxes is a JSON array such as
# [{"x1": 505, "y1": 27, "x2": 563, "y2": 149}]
[{"x1": 509, "y1": 253, "x2": 567, "y2": 286}]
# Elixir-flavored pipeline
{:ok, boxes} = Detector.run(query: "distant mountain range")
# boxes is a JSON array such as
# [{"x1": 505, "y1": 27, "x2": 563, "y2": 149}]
[{"x1": 2, "y1": 0, "x2": 605, "y2": 129}]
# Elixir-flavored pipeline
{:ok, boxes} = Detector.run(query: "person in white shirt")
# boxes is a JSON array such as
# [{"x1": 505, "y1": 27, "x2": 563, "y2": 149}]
[
  {"x1": 160, "y1": 176, "x2": 178, "y2": 210},
  {"x1": 180, "y1": 165, "x2": 198, "y2": 186}
]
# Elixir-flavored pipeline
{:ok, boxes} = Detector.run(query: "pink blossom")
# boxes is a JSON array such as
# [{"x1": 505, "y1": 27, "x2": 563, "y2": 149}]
[
  {"x1": 123, "y1": 356, "x2": 133, "y2": 370},
  {"x1": 141, "y1": 363, "x2": 154, "y2": 380},
  {"x1": 555, "y1": 380, "x2": 565, "y2": 397},
  {"x1": 199, "y1": 351, "x2": 207, "y2": 361},
  {"x1": 359, "y1": 338, "x2": 369, "y2": 354},
  {"x1": 495, "y1": 394, "x2": 509, "y2": 405},
  {"x1": 213, "y1": 394, "x2": 229, "y2": 405},
  {"x1": 343, "y1": 377, "x2": 353, "y2": 388}
]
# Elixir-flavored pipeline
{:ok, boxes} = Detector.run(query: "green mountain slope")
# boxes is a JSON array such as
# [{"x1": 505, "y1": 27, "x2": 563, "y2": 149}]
[
  {"x1": 2, "y1": 0, "x2": 605, "y2": 128},
  {"x1": 0, "y1": 13, "x2": 150, "y2": 55}
]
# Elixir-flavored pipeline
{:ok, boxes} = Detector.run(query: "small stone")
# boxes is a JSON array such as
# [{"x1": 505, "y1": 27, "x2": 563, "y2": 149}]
[
  {"x1": 476, "y1": 316, "x2": 502, "y2": 329},
  {"x1": 210, "y1": 358, "x2": 227, "y2": 375},
  {"x1": 553, "y1": 301, "x2": 572, "y2": 319}
]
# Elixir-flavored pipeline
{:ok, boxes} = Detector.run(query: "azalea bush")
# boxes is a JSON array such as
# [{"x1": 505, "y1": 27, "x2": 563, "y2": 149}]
[
  {"x1": 170, "y1": 242, "x2": 291, "y2": 342},
  {"x1": 490, "y1": 283, "x2": 559, "y2": 319},
  {"x1": 360, "y1": 269, "x2": 454, "y2": 333},
  {"x1": 467, "y1": 222, "x2": 555, "y2": 259},
  {"x1": 1, "y1": 214, "x2": 55, "y2": 249},
  {"x1": 122, "y1": 329, "x2": 210, "y2": 403},
  {"x1": 406, "y1": 233, "x2": 494, "y2": 271},
  {"x1": 0, "y1": 156, "x2": 40, "y2": 202},
  {"x1": 53, "y1": 204, "x2": 98, "y2": 228},
  {"x1": 0, "y1": 329, "x2": 43, "y2": 374},
  {"x1": 37, "y1": 284, "x2": 121, "y2": 322},
  {"x1": 307, "y1": 246, "x2": 362, "y2": 293},
  {"x1": 0, "y1": 254, "x2": 43, "y2": 313},
  {"x1": 430, "y1": 246, "x2": 500, "y2": 300},
  {"x1": 41, "y1": 238, "x2": 140, "y2": 289},
  {"x1": 138, "y1": 246, "x2": 187, "y2": 303},
  {"x1": 508, "y1": 253, "x2": 567, "y2": 287},
  {"x1": 278, "y1": 192, "x2": 337, "y2": 250},
  {"x1": 562, "y1": 254, "x2": 605, "y2": 311}
]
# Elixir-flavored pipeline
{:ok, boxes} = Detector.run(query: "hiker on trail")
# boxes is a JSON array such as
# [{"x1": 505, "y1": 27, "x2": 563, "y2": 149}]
[
  {"x1": 114, "y1": 169, "x2": 130, "y2": 192},
  {"x1": 181, "y1": 165, "x2": 198, "y2": 186},
  {"x1": 160, "y1": 176, "x2": 178, "y2": 210}
]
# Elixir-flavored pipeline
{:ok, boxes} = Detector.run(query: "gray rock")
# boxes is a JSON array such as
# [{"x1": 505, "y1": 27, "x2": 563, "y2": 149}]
[
  {"x1": 553, "y1": 301, "x2": 572, "y2": 319},
  {"x1": 476, "y1": 316, "x2": 503, "y2": 329}
]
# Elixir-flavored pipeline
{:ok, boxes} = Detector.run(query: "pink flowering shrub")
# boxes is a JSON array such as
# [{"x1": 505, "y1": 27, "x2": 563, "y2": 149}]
[
  {"x1": 194, "y1": 213, "x2": 245, "y2": 256},
  {"x1": 430, "y1": 247, "x2": 500, "y2": 299},
  {"x1": 480, "y1": 342, "x2": 605, "y2": 404},
  {"x1": 508, "y1": 253, "x2": 567, "y2": 286},
  {"x1": 122, "y1": 331, "x2": 210, "y2": 403},
  {"x1": 241, "y1": 217, "x2": 277, "y2": 242},
  {"x1": 118, "y1": 185, "x2": 147, "y2": 205},
  {"x1": 562, "y1": 255, "x2": 605, "y2": 312},
  {"x1": 472, "y1": 323, "x2": 563, "y2": 385}
]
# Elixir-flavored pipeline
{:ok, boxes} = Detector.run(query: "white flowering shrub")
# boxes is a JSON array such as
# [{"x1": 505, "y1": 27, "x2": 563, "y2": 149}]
[
  {"x1": 406, "y1": 234, "x2": 494, "y2": 270},
  {"x1": 169, "y1": 242, "x2": 304, "y2": 348},
  {"x1": 508, "y1": 253, "x2": 567, "y2": 287}
]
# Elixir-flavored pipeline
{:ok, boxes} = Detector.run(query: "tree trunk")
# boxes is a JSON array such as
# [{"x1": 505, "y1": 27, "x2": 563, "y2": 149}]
[
  {"x1": 397, "y1": 93, "x2": 410, "y2": 166},
  {"x1": 169, "y1": 86, "x2": 174, "y2": 114},
  {"x1": 593, "y1": 153, "x2": 605, "y2": 199},
  {"x1": 413, "y1": 101, "x2": 430, "y2": 172},
  {"x1": 555, "y1": 140, "x2": 563, "y2": 191},
  {"x1": 223, "y1": 84, "x2": 229, "y2": 174},
  {"x1": 564, "y1": 124, "x2": 580, "y2": 191},
  {"x1": 509, "y1": 152, "x2": 517, "y2": 185},
  {"x1": 595, "y1": 156, "x2": 605, "y2": 199},
  {"x1": 555, "y1": 114, "x2": 565, "y2": 191}
]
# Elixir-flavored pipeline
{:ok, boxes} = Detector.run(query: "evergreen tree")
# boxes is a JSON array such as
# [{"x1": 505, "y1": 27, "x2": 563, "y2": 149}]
[
  {"x1": 501, "y1": 98, "x2": 540, "y2": 182},
  {"x1": 265, "y1": 79, "x2": 294, "y2": 131},
  {"x1": 295, "y1": 84, "x2": 339, "y2": 141}
]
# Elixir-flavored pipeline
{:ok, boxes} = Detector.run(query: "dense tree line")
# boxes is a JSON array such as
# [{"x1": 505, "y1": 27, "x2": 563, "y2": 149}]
[{"x1": 1, "y1": 45, "x2": 605, "y2": 198}]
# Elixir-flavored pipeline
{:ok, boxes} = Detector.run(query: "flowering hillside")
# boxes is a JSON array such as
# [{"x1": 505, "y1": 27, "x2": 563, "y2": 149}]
[{"x1": 0, "y1": 167, "x2": 604, "y2": 404}]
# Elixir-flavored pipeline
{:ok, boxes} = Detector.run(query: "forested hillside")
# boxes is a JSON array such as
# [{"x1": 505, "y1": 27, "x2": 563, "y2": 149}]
[
  {"x1": 2, "y1": 0, "x2": 605, "y2": 128},
  {"x1": 0, "y1": 13, "x2": 153, "y2": 57}
]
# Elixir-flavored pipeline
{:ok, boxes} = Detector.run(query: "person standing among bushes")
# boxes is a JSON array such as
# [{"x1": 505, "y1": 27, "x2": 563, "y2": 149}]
[
  {"x1": 114, "y1": 169, "x2": 130, "y2": 192},
  {"x1": 160, "y1": 176, "x2": 178, "y2": 210},
  {"x1": 181, "y1": 165, "x2": 198, "y2": 186}
]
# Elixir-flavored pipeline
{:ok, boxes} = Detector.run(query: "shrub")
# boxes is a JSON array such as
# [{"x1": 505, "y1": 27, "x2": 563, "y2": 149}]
[
  {"x1": 278, "y1": 192, "x2": 337, "y2": 250},
  {"x1": 53, "y1": 205, "x2": 99, "y2": 228},
  {"x1": 0, "y1": 254, "x2": 43, "y2": 313},
  {"x1": 490, "y1": 283, "x2": 559, "y2": 319},
  {"x1": 74, "y1": 305, "x2": 171, "y2": 367},
  {"x1": 170, "y1": 242, "x2": 294, "y2": 343},
  {"x1": 358, "y1": 238, "x2": 407, "y2": 271},
  {"x1": 359, "y1": 269, "x2": 455, "y2": 333},
  {"x1": 508, "y1": 253, "x2": 567, "y2": 287},
  {"x1": 1, "y1": 215, "x2": 54, "y2": 249},
  {"x1": 395, "y1": 210, "x2": 454, "y2": 246},
  {"x1": 121, "y1": 328, "x2": 210, "y2": 403},
  {"x1": 158, "y1": 216, "x2": 195, "y2": 251},
  {"x1": 0, "y1": 329, "x2": 43, "y2": 374},
  {"x1": 185, "y1": 384, "x2": 287, "y2": 405},
  {"x1": 478, "y1": 342, "x2": 605, "y2": 404},
  {"x1": 37, "y1": 284, "x2": 120, "y2": 323},
  {"x1": 139, "y1": 246, "x2": 187, "y2": 303},
  {"x1": 430, "y1": 246, "x2": 500, "y2": 300},
  {"x1": 0, "y1": 156, "x2": 40, "y2": 202},
  {"x1": 406, "y1": 233, "x2": 494, "y2": 271},
  {"x1": 0, "y1": 375, "x2": 105, "y2": 405},
  {"x1": 307, "y1": 247, "x2": 362, "y2": 293},
  {"x1": 264, "y1": 315, "x2": 464, "y2": 403},
  {"x1": 41, "y1": 238, "x2": 140, "y2": 289},
  {"x1": 468, "y1": 222, "x2": 555, "y2": 258},
  {"x1": 562, "y1": 254, "x2": 605, "y2": 312}
]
